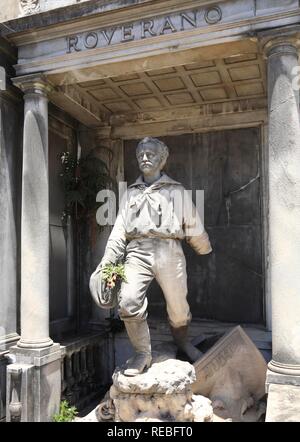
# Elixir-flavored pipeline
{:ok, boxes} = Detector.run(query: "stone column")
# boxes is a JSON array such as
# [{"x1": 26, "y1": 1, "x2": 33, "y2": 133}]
[
  {"x1": 13, "y1": 74, "x2": 53, "y2": 349},
  {"x1": 262, "y1": 29, "x2": 300, "y2": 421},
  {"x1": 262, "y1": 33, "x2": 300, "y2": 394},
  {"x1": 6, "y1": 74, "x2": 61, "y2": 422}
]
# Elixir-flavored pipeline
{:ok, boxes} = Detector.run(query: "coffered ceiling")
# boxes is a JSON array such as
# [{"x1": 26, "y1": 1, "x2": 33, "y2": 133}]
[
  {"x1": 75, "y1": 51, "x2": 266, "y2": 118},
  {"x1": 52, "y1": 50, "x2": 267, "y2": 129}
]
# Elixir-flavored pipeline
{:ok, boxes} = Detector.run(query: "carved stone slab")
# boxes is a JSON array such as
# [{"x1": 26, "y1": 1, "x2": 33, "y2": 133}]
[{"x1": 192, "y1": 326, "x2": 267, "y2": 421}]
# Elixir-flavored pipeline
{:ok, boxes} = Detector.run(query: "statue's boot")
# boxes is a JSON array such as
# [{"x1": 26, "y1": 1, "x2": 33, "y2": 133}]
[
  {"x1": 123, "y1": 319, "x2": 152, "y2": 376},
  {"x1": 170, "y1": 325, "x2": 203, "y2": 362}
]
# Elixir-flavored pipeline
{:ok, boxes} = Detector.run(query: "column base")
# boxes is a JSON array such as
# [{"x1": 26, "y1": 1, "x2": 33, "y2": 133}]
[
  {"x1": 266, "y1": 362, "x2": 300, "y2": 421},
  {"x1": 266, "y1": 384, "x2": 300, "y2": 422},
  {"x1": 17, "y1": 337, "x2": 53, "y2": 349},
  {"x1": 266, "y1": 361, "x2": 300, "y2": 392},
  {"x1": 6, "y1": 343, "x2": 62, "y2": 422}
]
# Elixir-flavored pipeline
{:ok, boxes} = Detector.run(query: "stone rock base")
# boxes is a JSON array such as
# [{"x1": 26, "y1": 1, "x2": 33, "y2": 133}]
[
  {"x1": 110, "y1": 387, "x2": 212, "y2": 422},
  {"x1": 99, "y1": 358, "x2": 213, "y2": 422}
]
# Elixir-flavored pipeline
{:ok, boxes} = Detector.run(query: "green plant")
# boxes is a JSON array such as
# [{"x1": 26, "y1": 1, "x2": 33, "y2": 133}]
[
  {"x1": 101, "y1": 263, "x2": 127, "y2": 289},
  {"x1": 52, "y1": 400, "x2": 78, "y2": 422},
  {"x1": 59, "y1": 150, "x2": 113, "y2": 224}
]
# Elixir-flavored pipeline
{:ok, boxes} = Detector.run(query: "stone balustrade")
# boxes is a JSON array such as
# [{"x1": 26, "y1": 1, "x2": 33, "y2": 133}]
[{"x1": 60, "y1": 332, "x2": 114, "y2": 411}]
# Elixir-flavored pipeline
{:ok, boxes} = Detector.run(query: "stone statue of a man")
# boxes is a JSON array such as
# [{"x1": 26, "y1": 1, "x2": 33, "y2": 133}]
[{"x1": 93, "y1": 137, "x2": 212, "y2": 376}]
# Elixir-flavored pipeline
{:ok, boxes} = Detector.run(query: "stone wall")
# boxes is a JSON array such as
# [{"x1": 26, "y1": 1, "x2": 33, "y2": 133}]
[
  {"x1": 78, "y1": 127, "x2": 124, "y2": 331},
  {"x1": 0, "y1": 38, "x2": 23, "y2": 421}
]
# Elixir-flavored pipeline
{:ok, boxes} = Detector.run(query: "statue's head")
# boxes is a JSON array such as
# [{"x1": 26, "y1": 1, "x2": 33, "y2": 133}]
[{"x1": 136, "y1": 137, "x2": 169, "y2": 177}]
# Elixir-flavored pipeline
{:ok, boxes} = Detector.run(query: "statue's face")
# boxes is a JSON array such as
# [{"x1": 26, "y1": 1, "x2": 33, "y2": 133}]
[{"x1": 136, "y1": 142, "x2": 165, "y2": 176}]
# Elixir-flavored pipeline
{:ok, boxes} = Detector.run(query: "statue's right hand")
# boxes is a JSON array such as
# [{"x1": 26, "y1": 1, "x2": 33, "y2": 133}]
[
  {"x1": 99, "y1": 260, "x2": 111, "y2": 271},
  {"x1": 99, "y1": 257, "x2": 116, "y2": 271}
]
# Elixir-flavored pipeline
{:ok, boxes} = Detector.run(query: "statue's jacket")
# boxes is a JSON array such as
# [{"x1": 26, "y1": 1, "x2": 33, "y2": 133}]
[{"x1": 104, "y1": 173, "x2": 212, "y2": 263}]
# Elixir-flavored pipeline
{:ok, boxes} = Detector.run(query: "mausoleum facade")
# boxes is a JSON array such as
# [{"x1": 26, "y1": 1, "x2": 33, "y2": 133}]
[{"x1": 0, "y1": 0, "x2": 300, "y2": 422}]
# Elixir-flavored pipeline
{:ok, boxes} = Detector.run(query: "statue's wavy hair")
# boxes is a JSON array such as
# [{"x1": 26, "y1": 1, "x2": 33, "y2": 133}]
[{"x1": 137, "y1": 137, "x2": 169, "y2": 162}]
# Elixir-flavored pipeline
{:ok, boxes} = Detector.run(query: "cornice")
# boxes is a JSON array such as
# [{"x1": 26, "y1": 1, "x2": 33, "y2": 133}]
[
  {"x1": 5, "y1": 1, "x2": 300, "y2": 50},
  {"x1": 3, "y1": 0, "x2": 228, "y2": 43}
]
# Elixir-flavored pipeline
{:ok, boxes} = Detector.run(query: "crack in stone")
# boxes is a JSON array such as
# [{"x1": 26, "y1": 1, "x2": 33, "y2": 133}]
[
  {"x1": 225, "y1": 173, "x2": 260, "y2": 226},
  {"x1": 229, "y1": 174, "x2": 260, "y2": 196},
  {"x1": 269, "y1": 96, "x2": 297, "y2": 113}
]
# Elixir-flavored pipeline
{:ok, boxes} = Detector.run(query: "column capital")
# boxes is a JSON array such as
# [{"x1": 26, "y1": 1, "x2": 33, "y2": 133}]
[
  {"x1": 12, "y1": 73, "x2": 54, "y2": 97},
  {"x1": 258, "y1": 25, "x2": 300, "y2": 59}
]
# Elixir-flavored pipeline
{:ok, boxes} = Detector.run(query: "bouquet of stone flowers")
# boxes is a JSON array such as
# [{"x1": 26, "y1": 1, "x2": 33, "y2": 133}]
[{"x1": 89, "y1": 262, "x2": 126, "y2": 309}]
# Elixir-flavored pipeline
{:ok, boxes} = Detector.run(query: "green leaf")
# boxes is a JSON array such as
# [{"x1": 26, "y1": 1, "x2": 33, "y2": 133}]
[
  {"x1": 52, "y1": 400, "x2": 78, "y2": 422},
  {"x1": 101, "y1": 263, "x2": 127, "y2": 283}
]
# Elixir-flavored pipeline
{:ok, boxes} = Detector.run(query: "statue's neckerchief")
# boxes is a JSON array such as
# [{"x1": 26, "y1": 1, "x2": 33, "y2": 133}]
[{"x1": 129, "y1": 173, "x2": 181, "y2": 215}]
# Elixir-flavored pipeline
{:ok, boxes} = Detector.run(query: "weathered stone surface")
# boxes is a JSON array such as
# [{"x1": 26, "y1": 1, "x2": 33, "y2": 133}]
[
  {"x1": 193, "y1": 326, "x2": 267, "y2": 422},
  {"x1": 11, "y1": 75, "x2": 55, "y2": 351},
  {"x1": 109, "y1": 359, "x2": 213, "y2": 422},
  {"x1": 99, "y1": 328, "x2": 267, "y2": 422},
  {"x1": 113, "y1": 359, "x2": 195, "y2": 395},
  {"x1": 266, "y1": 384, "x2": 300, "y2": 422},
  {"x1": 6, "y1": 344, "x2": 62, "y2": 422},
  {"x1": 18, "y1": 106, "x2": 52, "y2": 349},
  {"x1": 0, "y1": 89, "x2": 22, "y2": 421},
  {"x1": 76, "y1": 392, "x2": 214, "y2": 423},
  {"x1": 266, "y1": 370, "x2": 300, "y2": 391},
  {"x1": 190, "y1": 395, "x2": 214, "y2": 422},
  {"x1": 0, "y1": 92, "x2": 22, "y2": 349},
  {"x1": 111, "y1": 388, "x2": 190, "y2": 422},
  {"x1": 264, "y1": 38, "x2": 300, "y2": 378},
  {"x1": 110, "y1": 387, "x2": 213, "y2": 422}
]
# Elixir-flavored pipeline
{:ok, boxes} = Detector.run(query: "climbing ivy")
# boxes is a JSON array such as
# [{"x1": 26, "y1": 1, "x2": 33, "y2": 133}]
[{"x1": 59, "y1": 150, "x2": 113, "y2": 224}]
